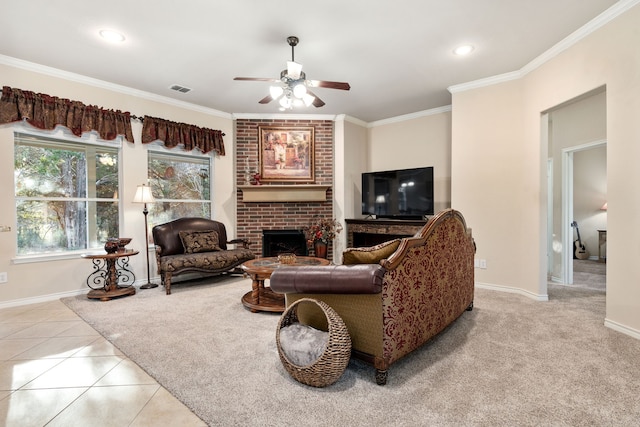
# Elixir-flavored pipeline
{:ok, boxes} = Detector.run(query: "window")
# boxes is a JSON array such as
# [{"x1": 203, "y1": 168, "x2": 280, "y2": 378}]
[
  {"x1": 147, "y1": 150, "x2": 211, "y2": 226},
  {"x1": 14, "y1": 132, "x2": 119, "y2": 255}
]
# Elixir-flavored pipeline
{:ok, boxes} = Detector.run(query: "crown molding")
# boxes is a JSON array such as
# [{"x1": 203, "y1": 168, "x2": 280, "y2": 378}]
[
  {"x1": 368, "y1": 105, "x2": 453, "y2": 127},
  {"x1": 5, "y1": 0, "x2": 637, "y2": 127},
  {"x1": 339, "y1": 114, "x2": 368, "y2": 127},
  {"x1": 448, "y1": 0, "x2": 640, "y2": 94},
  {"x1": 0, "y1": 54, "x2": 232, "y2": 120},
  {"x1": 448, "y1": 71, "x2": 522, "y2": 94},
  {"x1": 231, "y1": 112, "x2": 339, "y2": 121},
  {"x1": 521, "y1": 0, "x2": 640, "y2": 75}
]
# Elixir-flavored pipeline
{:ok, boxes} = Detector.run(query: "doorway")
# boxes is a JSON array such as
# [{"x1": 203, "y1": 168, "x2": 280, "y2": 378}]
[
  {"x1": 560, "y1": 141, "x2": 607, "y2": 286},
  {"x1": 544, "y1": 87, "x2": 607, "y2": 294}
]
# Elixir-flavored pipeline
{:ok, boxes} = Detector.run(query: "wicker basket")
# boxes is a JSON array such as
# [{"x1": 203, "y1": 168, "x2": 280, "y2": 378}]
[{"x1": 276, "y1": 298, "x2": 352, "y2": 387}]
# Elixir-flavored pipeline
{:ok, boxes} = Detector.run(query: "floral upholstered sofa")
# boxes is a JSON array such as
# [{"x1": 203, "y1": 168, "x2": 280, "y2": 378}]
[
  {"x1": 270, "y1": 209, "x2": 475, "y2": 385},
  {"x1": 152, "y1": 217, "x2": 255, "y2": 295}
]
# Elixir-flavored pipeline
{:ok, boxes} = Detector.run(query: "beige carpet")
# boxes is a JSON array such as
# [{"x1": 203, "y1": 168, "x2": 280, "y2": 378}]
[
  {"x1": 572, "y1": 259, "x2": 606, "y2": 291},
  {"x1": 61, "y1": 275, "x2": 640, "y2": 426}
]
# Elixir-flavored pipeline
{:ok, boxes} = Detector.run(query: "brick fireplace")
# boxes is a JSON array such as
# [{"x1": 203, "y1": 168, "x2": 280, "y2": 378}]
[
  {"x1": 262, "y1": 229, "x2": 307, "y2": 257},
  {"x1": 236, "y1": 118, "x2": 335, "y2": 260}
]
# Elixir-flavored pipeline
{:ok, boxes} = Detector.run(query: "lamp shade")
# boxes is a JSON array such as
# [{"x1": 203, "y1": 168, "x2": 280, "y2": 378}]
[
  {"x1": 269, "y1": 85, "x2": 284, "y2": 99},
  {"x1": 302, "y1": 93, "x2": 316, "y2": 107},
  {"x1": 287, "y1": 61, "x2": 303, "y2": 79},
  {"x1": 279, "y1": 96, "x2": 292, "y2": 109},
  {"x1": 292, "y1": 83, "x2": 307, "y2": 98},
  {"x1": 132, "y1": 184, "x2": 155, "y2": 204}
]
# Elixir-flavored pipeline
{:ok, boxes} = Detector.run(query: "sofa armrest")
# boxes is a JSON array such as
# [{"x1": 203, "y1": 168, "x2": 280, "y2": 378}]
[
  {"x1": 227, "y1": 238, "x2": 251, "y2": 249},
  {"x1": 270, "y1": 264, "x2": 386, "y2": 294}
]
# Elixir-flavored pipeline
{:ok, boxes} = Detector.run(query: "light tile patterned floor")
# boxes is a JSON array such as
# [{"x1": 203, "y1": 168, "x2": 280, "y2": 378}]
[{"x1": 0, "y1": 300, "x2": 206, "y2": 427}]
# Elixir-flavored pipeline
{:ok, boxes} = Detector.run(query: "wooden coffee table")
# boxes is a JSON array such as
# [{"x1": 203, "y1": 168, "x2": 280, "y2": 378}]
[{"x1": 241, "y1": 256, "x2": 330, "y2": 313}]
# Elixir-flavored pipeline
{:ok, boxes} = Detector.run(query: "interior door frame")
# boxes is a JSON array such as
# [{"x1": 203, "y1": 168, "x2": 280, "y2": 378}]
[{"x1": 561, "y1": 139, "x2": 607, "y2": 284}]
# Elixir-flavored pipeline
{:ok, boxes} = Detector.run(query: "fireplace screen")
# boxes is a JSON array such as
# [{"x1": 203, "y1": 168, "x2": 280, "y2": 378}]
[{"x1": 262, "y1": 230, "x2": 308, "y2": 257}]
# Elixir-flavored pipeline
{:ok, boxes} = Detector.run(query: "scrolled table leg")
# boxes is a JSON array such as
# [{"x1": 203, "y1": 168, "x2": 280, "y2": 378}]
[
  {"x1": 115, "y1": 256, "x2": 136, "y2": 287},
  {"x1": 86, "y1": 259, "x2": 108, "y2": 290}
]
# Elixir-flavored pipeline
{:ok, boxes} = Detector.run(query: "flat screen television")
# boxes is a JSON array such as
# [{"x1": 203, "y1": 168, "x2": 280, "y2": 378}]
[{"x1": 362, "y1": 166, "x2": 434, "y2": 219}]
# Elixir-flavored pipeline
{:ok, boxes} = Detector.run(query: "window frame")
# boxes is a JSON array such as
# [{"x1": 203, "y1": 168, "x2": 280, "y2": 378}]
[
  {"x1": 12, "y1": 126, "x2": 122, "y2": 263},
  {"x1": 146, "y1": 144, "x2": 214, "y2": 230}
]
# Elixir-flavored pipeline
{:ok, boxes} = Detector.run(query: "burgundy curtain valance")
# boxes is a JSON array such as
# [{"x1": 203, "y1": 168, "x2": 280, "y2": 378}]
[
  {"x1": 141, "y1": 115, "x2": 225, "y2": 155},
  {"x1": 0, "y1": 86, "x2": 225, "y2": 155},
  {"x1": 0, "y1": 86, "x2": 134, "y2": 142}
]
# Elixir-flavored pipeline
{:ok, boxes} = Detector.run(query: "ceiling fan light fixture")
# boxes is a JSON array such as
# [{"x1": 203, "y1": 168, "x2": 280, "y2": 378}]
[
  {"x1": 269, "y1": 85, "x2": 284, "y2": 99},
  {"x1": 292, "y1": 83, "x2": 307, "y2": 98},
  {"x1": 287, "y1": 61, "x2": 303, "y2": 79},
  {"x1": 234, "y1": 36, "x2": 349, "y2": 110}
]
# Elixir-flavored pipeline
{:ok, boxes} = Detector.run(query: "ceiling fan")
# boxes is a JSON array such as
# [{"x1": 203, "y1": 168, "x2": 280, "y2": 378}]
[{"x1": 234, "y1": 36, "x2": 350, "y2": 110}]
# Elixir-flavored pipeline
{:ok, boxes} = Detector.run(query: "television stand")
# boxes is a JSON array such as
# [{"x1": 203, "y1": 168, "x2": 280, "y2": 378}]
[{"x1": 345, "y1": 218, "x2": 428, "y2": 247}]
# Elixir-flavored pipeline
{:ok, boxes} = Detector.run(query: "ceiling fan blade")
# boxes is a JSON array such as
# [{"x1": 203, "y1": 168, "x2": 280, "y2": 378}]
[
  {"x1": 258, "y1": 94, "x2": 274, "y2": 104},
  {"x1": 234, "y1": 77, "x2": 280, "y2": 83},
  {"x1": 306, "y1": 90, "x2": 325, "y2": 108},
  {"x1": 308, "y1": 80, "x2": 351, "y2": 91}
]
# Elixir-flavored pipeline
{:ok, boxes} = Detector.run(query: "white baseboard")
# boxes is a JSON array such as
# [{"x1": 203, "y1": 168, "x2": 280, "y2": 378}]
[
  {"x1": 476, "y1": 282, "x2": 639, "y2": 342},
  {"x1": 475, "y1": 282, "x2": 549, "y2": 301},
  {"x1": 0, "y1": 288, "x2": 87, "y2": 310},
  {"x1": 604, "y1": 318, "x2": 640, "y2": 340}
]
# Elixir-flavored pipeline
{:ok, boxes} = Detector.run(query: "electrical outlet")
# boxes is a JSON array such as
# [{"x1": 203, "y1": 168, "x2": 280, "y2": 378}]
[
  {"x1": 479, "y1": 259, "x2": 487, "y2": 269},
  {"x1": 0, "y1": 272, "x2": 7, "y2": 283}
]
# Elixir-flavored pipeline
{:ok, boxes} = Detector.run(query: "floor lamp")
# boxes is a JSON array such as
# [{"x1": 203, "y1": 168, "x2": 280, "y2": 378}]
[{"x1": 133, "y1": 183, "x2": 157, "y2": 289}]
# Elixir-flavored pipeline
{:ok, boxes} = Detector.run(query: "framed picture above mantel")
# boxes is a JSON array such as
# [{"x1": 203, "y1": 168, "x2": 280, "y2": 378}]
[{"x1": 259, "y1": 126, "x2": 314, "y2": 183}]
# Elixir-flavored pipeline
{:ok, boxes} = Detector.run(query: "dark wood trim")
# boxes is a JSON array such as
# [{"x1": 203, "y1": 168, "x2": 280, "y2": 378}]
[{"x1": 345, "y1": 218, "x2": 427, "y2": 247}]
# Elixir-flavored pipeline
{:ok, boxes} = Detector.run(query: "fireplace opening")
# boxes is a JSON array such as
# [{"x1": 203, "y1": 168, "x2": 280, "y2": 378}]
[{"x1": 262, "y1": 230, "x2": 308, "y2": 257}]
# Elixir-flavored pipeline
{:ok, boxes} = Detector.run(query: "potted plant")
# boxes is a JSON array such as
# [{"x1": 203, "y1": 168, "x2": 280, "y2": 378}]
[{"x1": 304, "y1": 218, "x2": 343, "y2": 259}]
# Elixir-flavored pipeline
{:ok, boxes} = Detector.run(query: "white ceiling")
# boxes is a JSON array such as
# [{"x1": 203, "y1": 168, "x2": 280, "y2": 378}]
[{"x1": 0, "y1": 0, "x2": 620, "y2": 123}]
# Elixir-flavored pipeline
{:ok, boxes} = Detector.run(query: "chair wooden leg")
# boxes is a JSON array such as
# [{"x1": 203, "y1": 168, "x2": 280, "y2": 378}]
[
  {"x1": 375, "y1": 369, "x2": 388, "y2": 386},
  {"x1": 165, "y1": 273, "x2": 172, "y2": 295}
]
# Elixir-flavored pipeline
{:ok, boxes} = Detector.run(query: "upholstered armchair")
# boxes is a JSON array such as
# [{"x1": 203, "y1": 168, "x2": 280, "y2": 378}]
[{"x1": 270, "y1": 209, "x2": 475, "y2": 385}]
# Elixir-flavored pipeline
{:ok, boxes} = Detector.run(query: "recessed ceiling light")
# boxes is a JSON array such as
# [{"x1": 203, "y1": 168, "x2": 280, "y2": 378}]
[
  {"x1": 453, "y1": 45, "x2": 474, "y2": 56},
  {"x1": 99, "y1": 29, "x2": 126, "y2": 43}
]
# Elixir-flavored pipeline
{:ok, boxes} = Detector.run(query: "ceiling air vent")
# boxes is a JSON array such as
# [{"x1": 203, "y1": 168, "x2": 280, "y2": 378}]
[{"x1": 169, "y1": 84, "x2": 192, "y2": 93}]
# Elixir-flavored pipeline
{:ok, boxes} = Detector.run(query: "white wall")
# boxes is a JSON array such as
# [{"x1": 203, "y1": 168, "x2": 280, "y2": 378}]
[
  {"x1": 334, "y1": 117, "x2": 368, "y2": 256},
  {"x1": 0, "y1": 63, "x2": 233, "y2": 306},
  {"x1": 451, "y1": 3, "x2": 640, "y2": 336},
  {"x1": 452, "y1": 79, "x2": 529, "y2": 294},
  {"x1": 368, "y1": 110, "x2": 452, "y2": 213}
]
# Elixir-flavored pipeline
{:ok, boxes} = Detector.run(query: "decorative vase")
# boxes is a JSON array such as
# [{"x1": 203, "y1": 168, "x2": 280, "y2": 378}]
[
  {"x1": 104, "y1": 238, "x2": 119, "y2": 254},
  {"x1": 314, "y1": 241, "x2": 328, "y2": 259},
  {"x1": 117, "y1": 237, "x2": 132, "y2": 252}
]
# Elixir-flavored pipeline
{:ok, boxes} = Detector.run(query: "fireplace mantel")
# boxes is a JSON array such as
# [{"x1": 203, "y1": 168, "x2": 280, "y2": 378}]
[{"x1": 238, "y1": 185, "x2": 330, "y2": 202}]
